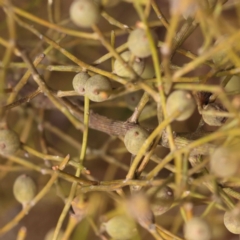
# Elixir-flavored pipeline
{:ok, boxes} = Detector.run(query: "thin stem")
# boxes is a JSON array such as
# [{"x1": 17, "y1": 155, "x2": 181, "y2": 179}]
[
  {"x1": 19, "y1": 51, "x2": 84, "y2": 130},
  {"x1": 52, "y1": 95, "x2": 90, "y2": 240}
]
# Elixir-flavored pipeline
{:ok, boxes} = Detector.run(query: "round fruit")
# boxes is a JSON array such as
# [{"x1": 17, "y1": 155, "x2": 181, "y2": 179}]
[
  {"x1": 124, "y1": 90, "x2": 143, "y2": 110},
  {"x1": 13, "y1": 174, "x2": 37, "y2": 206},
  {"x1": 202, "y1": 103, "x2": 227, "y2": 126},
  {"x1": 69, "y1": 0, "x2": 100, "y2": 28},
  {"x1": 127, "y1": 28, "x2": 158, "y2": 58},
  {"x1": 105, "y1": 215, "x2": 137, "y2": 240},
  {"x1": 212, "y1": 36, "x2": 232, "y2": 68},
  {"x1": 184, "y1": 217, "x2": 211, "y2": 240},
  {"x1": 44, "y1": 229, "x2": 64, "y2": 240},
  {"x1": 166, "y1": 90, "x2": 196, "y2": 121},
  {"x1": 224, "y1": 209, "x2": 240, "y2": 234},
  {"x1": 148, "y1": 186, "x2": 174, "y2": 216},
  {"x1": 141, "y1": 57, "x2": 155, "y2": 79},
  {"x1": 0, "y1": 129, "x2": 20, "y2": 155},
  {"x1": 113, "y1": 51, "x2": 145, "y2": 78},
  {"x1": 85, "y1": 74, "x2": 112, "y2": 102},
  {"x1": 72, "y1": 72, "x2": 90, "y2": 95},
  {"x1": 124, "y1": 125, "x2": 150, "y2": 155},
  {"x1": 210, "y1": 147, "x2": 240, "y2": 178}
]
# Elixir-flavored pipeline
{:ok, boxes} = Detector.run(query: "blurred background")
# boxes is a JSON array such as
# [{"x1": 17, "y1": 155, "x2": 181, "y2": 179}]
[{"x1": 0, "y1": 0, "x2": 240, "y2": 239}]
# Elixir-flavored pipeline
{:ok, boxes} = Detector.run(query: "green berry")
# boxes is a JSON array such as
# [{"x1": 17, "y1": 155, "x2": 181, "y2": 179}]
[
  {"x1": 124, "y1": 91, "x2": 143, "y2": 110},
  {"x1": 124, "y1": 125, "x2": 149, "y2": 155},
  {"x1": 70, "y1": 0, "x2": 100, "y2": 28},
  {"x1": 85, "y1": 74, "x2": 112, "y2": 102},
  {"x1": 141, "y1": 57, "x2": 155, "y2": 79},
  {"x1": 166, "y1": 90, "x2": 196, "y2": 121},
  {"x1": 127, "y1": 28, "x2": 158, "y2": 58},
  {"x1": 202, "y1": 103, "x2": 227, "y2": 126},
  {"x1": 212, "y1": 36, "x2": 232, "y2": 68},
  {"x1": 224, "y1": 209, "x2": 240, "y2": 234},
  {"x1": 147, "y1": 186, "x2": 174, "y2": 216},
  {"x1": 44, "y1": 229, "x2": 64, "y2": 240},
  {"x1": 72, "y1": 72, "x2": 90, "y2": 95},
  {"x1": 105, "y1": 215, "x2": 137, "y2": 240},
  {"x1": 13, "y1": 174, "x2": 37, "y2": 206},
  {"x1": 113, "y1": 51, "x2": 145, "y2": 78},
  {"x1": 210, "y1": 147, "x2": 240, "y2": 178},
  {"x1": 184, "y1": 217, "x2": 211, "y2": 240},
  {"x1": 0, "y1": 129, "x2": 20, "y2": 155}
]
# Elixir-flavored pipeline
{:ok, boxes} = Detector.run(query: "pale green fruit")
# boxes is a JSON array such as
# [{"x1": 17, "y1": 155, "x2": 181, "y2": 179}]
[
  {"x1": 210, "y1": 147, "x2": 240, "y2": 178},
  {"x1": 128, "y1": 28, "x2": 158, "y2": 58},
  {"x1": 202, "y1": 103, "x2": 227, "y2": 126},
  {"x1": 13, "y1": 175, "x2": 37, "y2": 205},
  {"x1": 124, "y1": 125, "x2": 149, "y2": 155},
  {"x1": 224, "y1": 210, "x2": 240, "y2": 234},
  {"x1": 212, "y1": 36, "x2": 233, "y2": 68},
  {"x1": 141, "y1": 57, "x2": 155, "y2": 79},
  {"x1": 85, "y1": 74, "x2": 112, "y2": 102},
  {"x1": 72, "y1": 72, "x2": 90, "y2": 95},
  {"x1": 113, "y1": 51, "x2": 145, "y2": 78},
  {"x1": 124, "y1": 91, "x2": 143, "y2": 110},
  {"x1": 44, "y1": 229, "x2": 64, "y2": 240},
  {"x1": 70, "y1": 0, "x2": 100, "y2": 28},
  {"x1": 184, "y1": 218, "x2": 211, "y2": 240},
  {"x1": 148, "y1": 186, "x2": 174, "y2": 216},
  {"x1": 138, "y1": 104, "x2": 157, "y2": 122},
  {"x1": 0, "y1": 129, "x2": 20, "y2": 155},
  {"x1": 105, "y1": 215, "x2": 137, "y2": 240},
  {"x1": 166, "y1": 90, "x2": 196, "y2": 121}
]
